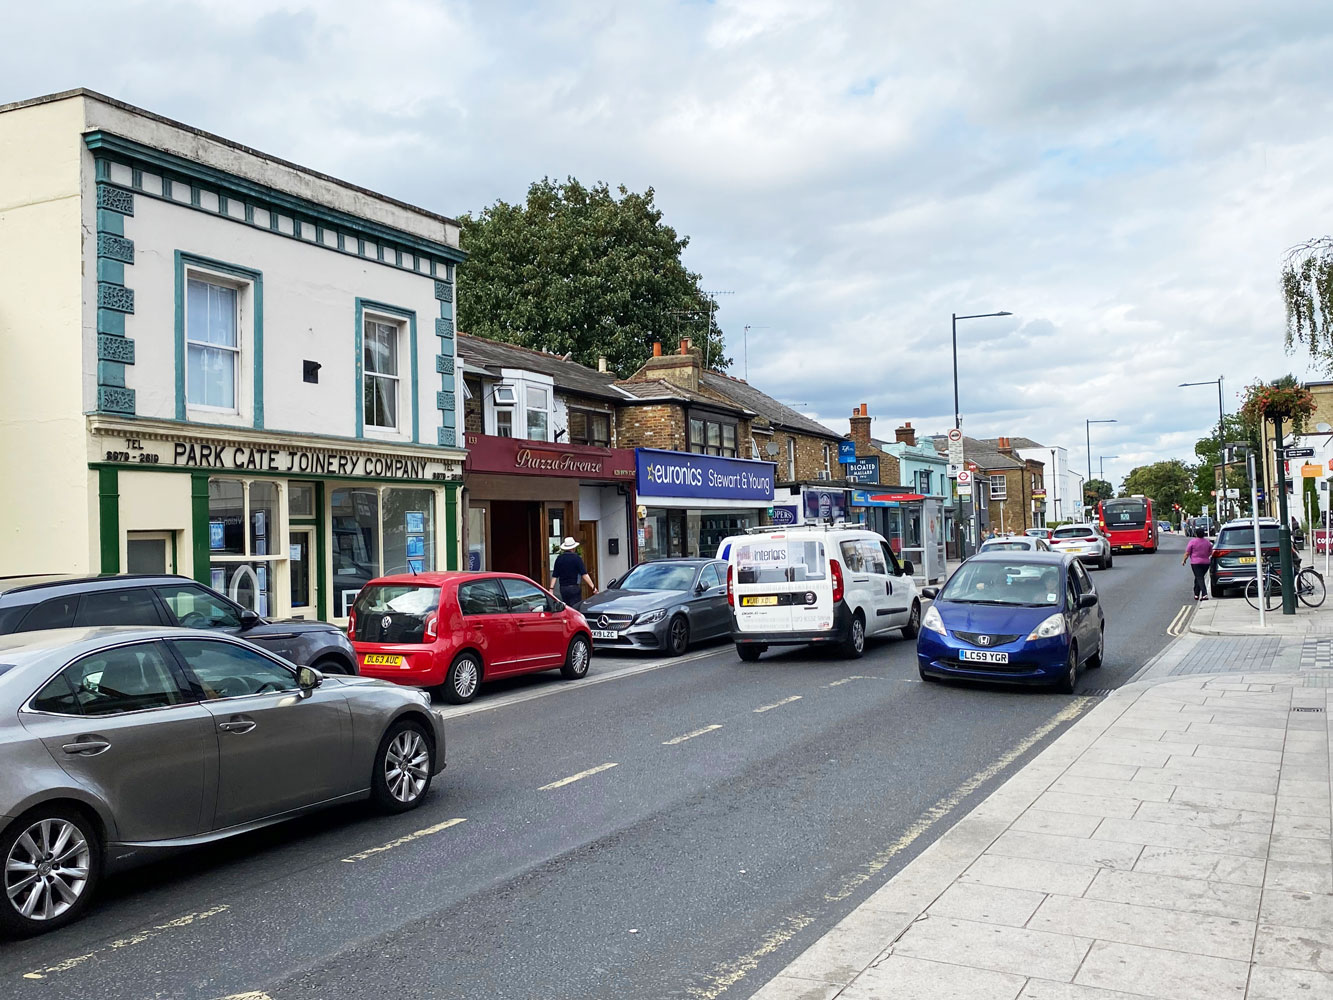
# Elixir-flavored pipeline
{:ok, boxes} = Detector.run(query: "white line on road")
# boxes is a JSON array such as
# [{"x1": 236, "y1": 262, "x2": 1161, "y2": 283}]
[
  {"x1": 753, "y1": 695, "x2": 803, "y2": 714},
  {"x1": 22, "y1": 904, "x2": 231, "y2": 979},
  {"x1": 663, "y1": 724, "x2": 723, "y2": 745},
  {"x1": 539, "y1": 762, "x2": 620, "y2": 790},
  {"x1": 341, "y1": 818, "x2": 467, "y2": 863},
  {"x1": 825, "y1": 675, "x2": 874, "y2": 687}
]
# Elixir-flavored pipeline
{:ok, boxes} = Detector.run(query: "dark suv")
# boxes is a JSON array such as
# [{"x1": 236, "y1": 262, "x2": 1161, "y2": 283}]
[
  {"x1": 1209, "y1": 520, "x2": 1282, "y2": 598},
  {"x1": 0, "y1": 575, "x2": 358, "y2": 673}
]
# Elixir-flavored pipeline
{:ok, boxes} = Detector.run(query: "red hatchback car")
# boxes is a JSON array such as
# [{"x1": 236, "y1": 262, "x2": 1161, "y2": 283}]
[{"x1": 349, "y1": 572, "x2": 593, "y2": 704}]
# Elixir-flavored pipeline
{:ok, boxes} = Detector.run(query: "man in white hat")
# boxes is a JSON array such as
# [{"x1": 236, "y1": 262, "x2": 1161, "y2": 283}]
[{"x1": 551, "y1": 536, "x2": 596, "y2": 607}]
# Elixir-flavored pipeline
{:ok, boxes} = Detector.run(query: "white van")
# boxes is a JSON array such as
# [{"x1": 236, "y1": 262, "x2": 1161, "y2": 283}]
[{"x1": 720, "y1": 524, "x2": 922, "y2": 660}]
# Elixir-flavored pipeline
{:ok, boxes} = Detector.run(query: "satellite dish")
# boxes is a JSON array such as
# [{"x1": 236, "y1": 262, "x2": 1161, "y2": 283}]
[
  {"x1": 765, "y1": 442, "x2": 780, "y2": 457},
  {"x1": 1318, "y1": 423, "x2": 1331, "y2": 433}
]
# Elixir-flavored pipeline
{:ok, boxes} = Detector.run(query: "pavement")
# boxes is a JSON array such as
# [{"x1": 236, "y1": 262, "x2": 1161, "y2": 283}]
[{"x1": 746, "y1": 574, "x2": 1333, "y2": 999}]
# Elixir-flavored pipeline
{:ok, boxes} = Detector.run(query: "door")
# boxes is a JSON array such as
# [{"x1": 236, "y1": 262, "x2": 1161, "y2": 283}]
[
  {"x1": 22, "y1": 640, "x2": 213, "y2": 842},
  {"x1": 457, "y1": 577, "x2": 519, "y2": 673},
  {"x1": 126, "y1": 531, "x2": 175, "y2": 574},
  {"x1": 288, "y1": 527, "x2": 316, "y2": 618},
  {"x1": 168, "y1": 638, "x2": 352, "y2": 829},
  {"x1": 577, "y1": 521, "x2": 599, "y2": 597},
  {"x1": 546, "y1": 505, "x2": 569, "y2": 585},
  {"x1": 73, "y1": 587, "x2": 169, "y2": 628},
  {"x1": 859, "y1": 540, "x2": 899, "y2": 632},
  {"x1": 693, "y1": 562, "x2": 730, "y2": 638},
  {"x1": 500, "y1": 577, "x2": 566, "y2": 669},
  {"x1": 882, "y1": 542, "x2": 913, "y2": 620},
  {"x1": 1069, "y1": 562, "x2": 1099, "y2": 654}
]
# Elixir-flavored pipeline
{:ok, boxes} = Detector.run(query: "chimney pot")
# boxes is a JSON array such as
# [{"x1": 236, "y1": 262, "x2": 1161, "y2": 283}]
[
  {"x1": 860, "y1": 403, "x2": 868, "y2": 416},
  {"x1": 680, "y1": 337, "x2": 692, "y2": 355},
  {"x1": 597, "y1": 356, "x2": 608, "y2": 373},
  {"x1": 652, "y1": 341, "x2": 662, "y2": 358}
]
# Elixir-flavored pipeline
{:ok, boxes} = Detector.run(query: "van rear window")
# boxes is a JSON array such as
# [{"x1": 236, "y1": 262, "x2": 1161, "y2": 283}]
[{"x1": 735, "y1": 538, "x2": 826, "y2": 584}]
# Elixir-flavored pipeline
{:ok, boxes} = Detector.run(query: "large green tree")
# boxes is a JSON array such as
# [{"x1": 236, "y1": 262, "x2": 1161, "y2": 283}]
[
  {"x1": 1192, "y1": 412, "x2": 1255, "y2": 502},
  {"x1": 1282, "y1": 237, "x2": 1333, "y2": 370},
  {"x1": 457, "y1": 178, "x2": 729, "y2": 376},
  {"x1": 1120, "y1": 460, "x2": 1200, "y2": 517},
  {"x1": 1083, "y1": 479, "x2": 1114, "y2": 504}
]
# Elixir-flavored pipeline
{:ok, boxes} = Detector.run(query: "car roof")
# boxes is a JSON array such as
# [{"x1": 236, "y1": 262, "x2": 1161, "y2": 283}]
[
  {"x1": 0, "y1": 574, "x2": 196, "y2": 598},
  {"x1": 967, "y1": 551, "x2": 1070, "y2": 566},
  {"x1": 631, "y1": 558, "x2": 718, "y2": 566},
  {"x1": 363, "y1": 571, "x2": 555, "y2": 588}
]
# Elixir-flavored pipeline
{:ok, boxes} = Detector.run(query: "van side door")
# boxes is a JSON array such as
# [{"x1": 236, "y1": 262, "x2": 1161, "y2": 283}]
[{"x1": 858, "y1": 539, "x2": 896, "y2": 633}]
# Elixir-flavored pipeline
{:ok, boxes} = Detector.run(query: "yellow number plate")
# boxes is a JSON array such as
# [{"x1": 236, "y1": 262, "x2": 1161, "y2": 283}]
[
  {"x1": 362, "y1": 654, "x2": 404, "y2": 666},
  {"x1": 1238, "y1": 556, "x2": 1256, "y2": 564},
  {"x1": 742, "y1": 595, "x2": 778, "y2": 607}
]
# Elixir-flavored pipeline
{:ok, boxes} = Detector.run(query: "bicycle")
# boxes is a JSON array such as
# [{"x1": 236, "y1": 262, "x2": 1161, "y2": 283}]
[{"x1": 1243, "y1": 561, "x2": 1326, "y2": 611}]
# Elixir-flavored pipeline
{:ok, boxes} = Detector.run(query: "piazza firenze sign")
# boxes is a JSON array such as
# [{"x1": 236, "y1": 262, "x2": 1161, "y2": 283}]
[{"x1": 464, "y1": 433, "x2": 636, "y2": 481}]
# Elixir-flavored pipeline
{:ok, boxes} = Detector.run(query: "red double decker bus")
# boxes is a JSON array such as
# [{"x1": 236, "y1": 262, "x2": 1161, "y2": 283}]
[{"x1": 1097, "y1": 496, "x2": 1159, "y2": 553}]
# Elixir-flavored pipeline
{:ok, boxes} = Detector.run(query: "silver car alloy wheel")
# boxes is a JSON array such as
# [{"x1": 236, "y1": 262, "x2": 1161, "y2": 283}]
[
  {"x1": 454, "y1": 658, "x2": 479, "y2": 699},
  {"x1": 5, "y1": 818, "x2": 90, "y2": 921},
  {"x1": 570, "y1": 639, "x2": 589, "y2": 675},
  {"x1": 384, "y1": 730, "x2": 430, "y2": 804},
  {"x1": 852, "y1": 618, "x2": 865, "y2": 653}
]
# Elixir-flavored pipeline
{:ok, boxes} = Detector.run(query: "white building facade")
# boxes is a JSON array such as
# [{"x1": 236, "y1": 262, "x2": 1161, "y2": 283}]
[
  {"x1": 0, "y1": 90, "x2": 466, "y2": 621},
  {"x1": 1013, "y1": 442, "x2": 1077, "y2": 523}
]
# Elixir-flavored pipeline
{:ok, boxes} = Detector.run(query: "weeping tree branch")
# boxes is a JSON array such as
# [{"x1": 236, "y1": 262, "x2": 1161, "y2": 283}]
[{"x1": 1282, "y1": 236, "x2": 1333, "y2": 365}]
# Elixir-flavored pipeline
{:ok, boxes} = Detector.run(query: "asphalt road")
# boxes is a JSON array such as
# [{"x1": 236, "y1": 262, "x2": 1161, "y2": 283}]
[{"x1": 1, "y1": 535, "x2": 1191, "y2": 1000}]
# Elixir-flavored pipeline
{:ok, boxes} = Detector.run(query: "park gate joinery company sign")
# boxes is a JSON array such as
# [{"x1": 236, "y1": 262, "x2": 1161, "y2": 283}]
[{"x1": 635, "y1": 449, "x2": 776, "y2": 501}]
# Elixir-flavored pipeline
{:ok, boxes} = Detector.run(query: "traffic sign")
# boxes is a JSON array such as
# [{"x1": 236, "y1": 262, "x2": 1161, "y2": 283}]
[
  {"x1": 1284, "y1": 447, "x2": 1315, "y2": 459},
  {"x1": 1302, "y1": 464, "x2": 1323, "y2": 478},
  {"x1": 947, "y1": 428, "x2": 963, "y2": 469},
  {"x1": 957, "y1": 484, "x2": 972, "y2": 497},
  {"x1": 957, "y1": 469, "x2": 972, "y2": 485}
]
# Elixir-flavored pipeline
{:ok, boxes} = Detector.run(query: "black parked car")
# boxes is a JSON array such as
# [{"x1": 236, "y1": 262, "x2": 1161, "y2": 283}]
[
  {"x1": 0, "y1": 575, "x2": 358, "y2": 673},
  {"x1": 579, "y1": 558, "x2": 731, "y2": 655}
]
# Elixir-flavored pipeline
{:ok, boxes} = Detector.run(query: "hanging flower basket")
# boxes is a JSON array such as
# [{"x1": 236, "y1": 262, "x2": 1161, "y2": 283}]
[{"x1": 1239, "y1": 380, "x2": 1317, "y2": 430}]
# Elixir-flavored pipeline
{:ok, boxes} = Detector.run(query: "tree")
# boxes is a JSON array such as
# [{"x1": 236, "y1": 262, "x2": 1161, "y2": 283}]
[
  {"x1": 1282, "y1": 237, "x2": 1333, "y2": 370},
  {"x1": 1192, "y1": 412, "x2": 1256, "y2": 502},
  {"x1": 457, "y1": 178, "x2": 729, "y2": 376},
  {"x1": 1083, "y1": 479, "x2": 1113, "y2": 505},
  {"x1": 1121, "y1": 460, "x2": 1199, "y2": 516}
]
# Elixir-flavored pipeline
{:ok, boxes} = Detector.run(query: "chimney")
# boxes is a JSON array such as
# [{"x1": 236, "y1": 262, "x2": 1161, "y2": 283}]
[
  {"x1": 679, "y1": 337, "x2": 692, "y2": 355},
  {"x1": 597, "y1": 356, "x2": 608, "y2": 373},
  {"x1": 652, "y1": 341, "x2": 663, "y2": 358},
  {"x1": 894, "y1": 420, "x2": 916, "y2": 446},
  {"x1": 996, "y1": 436, "x2": 1013, "y2": 456},
  {"x1": 626, "y1": 336, "x2": 702, "y2": 390},
  {"x1": 849, "y1": 403, "x2": 873, "y2": 453}
]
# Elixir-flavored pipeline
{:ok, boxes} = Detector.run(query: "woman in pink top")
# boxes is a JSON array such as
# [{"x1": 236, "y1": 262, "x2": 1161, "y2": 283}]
[{"x1": 1182, "y1": 528, "x2": 1214, "y2": 600}]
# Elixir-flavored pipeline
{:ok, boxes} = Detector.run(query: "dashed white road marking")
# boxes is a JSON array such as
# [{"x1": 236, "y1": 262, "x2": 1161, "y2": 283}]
[
  {"x1": 22, "y1": 904, "x2": 230, "y2": 979},
  {"x1": 539, "y1": 762, "x2": 619, "y2": 790},
  {"x1": 753, "y1": 695, "x2": 803, "y2": 714},
  {"x1": 341, "y1": 818, "x2": 467, "y2": 863},
  {"x1": 825, "y1": 675, "x2": 874, "y2": 687},
  {"x1": 663, "y1": 724, "x2": 724, "y2": 745}
]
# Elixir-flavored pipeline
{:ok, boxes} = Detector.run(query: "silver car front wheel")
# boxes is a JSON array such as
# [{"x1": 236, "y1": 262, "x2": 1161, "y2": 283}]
[
  {"x1": 371, "y1": 721, "x2": 434, "y2": 813},
  {"x1": 1, "y1": 809, "x2": 99, "y2": 935}
]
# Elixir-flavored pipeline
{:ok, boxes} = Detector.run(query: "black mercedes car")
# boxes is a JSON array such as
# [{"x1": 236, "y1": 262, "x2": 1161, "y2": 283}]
[
  {"x1": 0, "y1": 575, "x2": 358, "y2": 673},
  {"x1": 578, "y1": 558, "x2": 730, "y2": 656}
]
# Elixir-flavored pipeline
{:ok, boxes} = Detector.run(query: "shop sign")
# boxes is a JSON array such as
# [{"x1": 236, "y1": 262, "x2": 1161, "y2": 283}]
[
  {"x1": 1032, "y1": 489, "x2": 1047, "y2": 499},
  {"x1": 636, "y1": 449, "x2": 775, "y2": 501},
  {"x1": 770, "y1": 505, "x2": 799, "y2": 525},
  {"x1": 803, "y1": 489, "x2": 849, "y2": 522},
  {"x1": 465, "y1": 433, "x2": 635, "y2": 480},
  {"x1": 93, "y1": 426, "x2": 460, "y2": 481},
  {"x1": 838, "y1": 441, "x2": 857, "y2": 464},
  {"x1": 851, "y1": 490, "x2": 926, "y2": 508},
  {"x1": 846, "y1": 458, "x2": 879, "y2": 483}
]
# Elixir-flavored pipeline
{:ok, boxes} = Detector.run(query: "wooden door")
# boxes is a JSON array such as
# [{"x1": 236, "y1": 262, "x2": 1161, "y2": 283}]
[{"x1": 578, "y1": 521, "x2": 599, "y2": 596}]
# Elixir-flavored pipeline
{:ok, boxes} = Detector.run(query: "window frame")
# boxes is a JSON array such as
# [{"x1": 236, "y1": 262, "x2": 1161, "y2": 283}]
[
  {"x1": 23, "y1": 639, "x2": 195, "y2": 718},
  {"x1": 524, "y1": 384, "x2": 551, "y2": 442},
  {"x1": 787, "y1": 438, "x2": 797, "y2": 479},
  {"x1": 167, "y1": 636, "x2": 300, "y2": 703},
  {"x1": 688, "y1": 414, "x2": 739, "y2": 457},
  {"x1": 989, "y1": 474, "x2": 1008, "y2": 500},
  {"x1": 184, "y1": 272, "x2": 243, "y2": 414},
  {"x1": 568, "y1": 407, "x2": 612, "y2": 447},
  {"x1": 362, "y1": 315, "x2": 402, "y2": 432}
]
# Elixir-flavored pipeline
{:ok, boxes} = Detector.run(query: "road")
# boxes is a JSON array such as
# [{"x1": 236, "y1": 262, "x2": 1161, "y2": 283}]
[{"x1": 1, "y1": 534, "x2": 1193, "y2": 1000}]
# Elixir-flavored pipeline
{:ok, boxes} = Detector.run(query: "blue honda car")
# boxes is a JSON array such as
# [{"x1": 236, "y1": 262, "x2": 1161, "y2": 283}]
[{"x1": 917, "y1": 551, "x2": 1104, "y2": 693}]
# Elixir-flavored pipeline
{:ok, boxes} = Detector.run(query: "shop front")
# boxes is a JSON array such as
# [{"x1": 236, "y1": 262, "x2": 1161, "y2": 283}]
[
  {"x1": 462, "y1": 433, "x2": 637, "y2": 592},
  {"x1": 635, "y1": 449, "x2": 776, "y2": 560},
  {"x1": 772, "y1": 486, "x2": 853, "y2": 526},
  {"x1": 850, "y1": 489, "x2": 948, "y2": 583},
  {"x1": 88, "y1": 416, "x2": 465, "y2": 622}
]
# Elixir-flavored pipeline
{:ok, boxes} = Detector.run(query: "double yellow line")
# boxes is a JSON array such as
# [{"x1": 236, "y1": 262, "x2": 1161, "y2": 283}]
[{"x1": 1166, "y1": 603, "x2": 1193, "y2": 637}]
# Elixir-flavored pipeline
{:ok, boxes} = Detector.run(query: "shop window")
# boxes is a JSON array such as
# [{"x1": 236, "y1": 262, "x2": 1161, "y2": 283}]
[
  {"x1": 383, "y1": 489, "x2": 436, "y2": 575},
  {"x1": 209, "y1": 478, "x2": 283, "y2": 616},
  {"x1": 689, "y1": 417, "x2": 739, "y2": 457},
  {"x1": 186, "y1": 277, "x2": 239, "y2": 410},
  {"x1": 363, "y1": 318, "x2": 400, "y2": 430},
  {"x1": 330, "y1": 486, "x2": 437, "y2": 616},
  {"x1": 569, "y1": 409, "x2": 611, "y2": 447},
  {"x1": 525, "y1": 385, "x2": 550, "y2": 441},
  {"x1": 289, "y1": 482, "x2": 315, "y2": 518}
]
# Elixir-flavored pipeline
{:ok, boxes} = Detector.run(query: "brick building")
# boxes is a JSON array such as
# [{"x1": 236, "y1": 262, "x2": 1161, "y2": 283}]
[{"x1": 960, "y1": 436, "x2": 1046, "y2": 533}]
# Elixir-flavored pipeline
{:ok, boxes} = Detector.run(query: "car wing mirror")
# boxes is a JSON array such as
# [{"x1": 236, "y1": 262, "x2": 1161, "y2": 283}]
[
  {"x1": 1077, "y1": 592, "x2": 1098, "y2": 609},
  {"x1": 239, "y1": 609, "x2": 261, "y2": 629},
  {"x1": 901, "y1": 560, "x2": 915, "y2": 577},
  {"x1": 297, "y1": 665, "x2": 323, "y2": 697},
  {"x1": 920, "y1": 587, "x2": 939, "y2": 600}
]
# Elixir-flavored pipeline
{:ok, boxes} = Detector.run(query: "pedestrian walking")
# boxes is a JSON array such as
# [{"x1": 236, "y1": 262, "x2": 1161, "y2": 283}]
[
  {"x1": 551, "y1": 536, "x2": 596, "y2": 607},
  {"x1": 1182, "y1": 527, "x2": 1213, "y2": 600}
]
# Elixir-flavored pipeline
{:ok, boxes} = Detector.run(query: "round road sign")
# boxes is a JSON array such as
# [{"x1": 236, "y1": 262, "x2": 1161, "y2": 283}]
[
  {"x1": 957, "y1": 469, "x2": 972, "y2": 485},
  {"x1": 947, "y1": 428, "x2": 963, "y2": 442}
]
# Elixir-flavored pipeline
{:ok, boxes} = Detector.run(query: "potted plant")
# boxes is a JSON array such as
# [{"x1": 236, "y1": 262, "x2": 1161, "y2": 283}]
[{"x1": 1240, "y1": 377, "x2": 1317, "y2": 431}]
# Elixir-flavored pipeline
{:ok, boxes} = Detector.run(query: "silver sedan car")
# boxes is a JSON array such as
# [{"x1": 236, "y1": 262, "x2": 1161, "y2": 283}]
[{"x1": 0, "y1": 627, "x2": 446, "y2": 936}]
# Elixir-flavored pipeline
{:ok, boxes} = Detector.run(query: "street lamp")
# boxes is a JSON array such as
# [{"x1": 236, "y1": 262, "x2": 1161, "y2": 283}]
[
  {"x1": 1086, "y1": 419, "x2": 1117, "y2": 513},
  {"x1": 1100, "y1": 455, "x2": 1119, "y2": 480},
  {"x1": 951, "y1": 310, "x2": 1013, "y2": 557},
  {"x1": 1180, "y1": 377, "x2": 1227, "y2": 519}
]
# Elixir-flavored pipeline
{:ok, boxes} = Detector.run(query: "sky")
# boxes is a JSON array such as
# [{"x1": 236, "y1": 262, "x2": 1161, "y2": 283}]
[{"x1": 7, "y1": 0, "x2": 1333, "y2": 489}]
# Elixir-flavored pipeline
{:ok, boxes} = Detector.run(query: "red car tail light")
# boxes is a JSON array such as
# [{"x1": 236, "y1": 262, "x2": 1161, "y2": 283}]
[
  {"x1": 1212, "y1": 548, "x2": 1234, "y2": 559},
  {"x1": 424, "y1": 611, "x2": 439, "y2": 641},
  {"x1": 831, "y1": 559, "x2": 845, "y2": 604},
  {"x1": 348, "y1": 609, "x2": 357, "y2": 637},
  {"x1": 726, "y1": 565, "x2": 734, "y2": 606}
]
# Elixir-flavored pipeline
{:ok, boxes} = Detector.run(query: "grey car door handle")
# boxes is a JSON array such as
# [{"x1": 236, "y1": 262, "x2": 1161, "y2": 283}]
[
  {"x1": 61, "y1": 739, "x2": 111, "y2": 756},
  {"x1": 217, "y1": 717, "x2": 257, "y2": 734}
]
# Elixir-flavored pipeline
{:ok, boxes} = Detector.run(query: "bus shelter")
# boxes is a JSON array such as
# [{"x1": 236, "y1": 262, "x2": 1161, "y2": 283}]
[{"x1": 850, "y1": 491, "x2": 947, "y2": 584}]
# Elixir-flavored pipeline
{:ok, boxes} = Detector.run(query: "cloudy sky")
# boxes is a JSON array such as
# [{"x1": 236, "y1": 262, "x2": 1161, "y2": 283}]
[{"x1": 8, "y1": 0, "x2": 1333, "y2": 487}]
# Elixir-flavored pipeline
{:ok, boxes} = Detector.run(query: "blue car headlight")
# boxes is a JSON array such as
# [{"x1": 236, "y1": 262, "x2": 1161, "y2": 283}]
[
  {"x1": 1026, "y1": 613, "x2": 1066, "y2": 640},
  {"x1": 922, "y1": 605, "x2": 947, "y2": 635},
  {"x1": 634, "y1": 608, "x2": 667, "y2": 626}
]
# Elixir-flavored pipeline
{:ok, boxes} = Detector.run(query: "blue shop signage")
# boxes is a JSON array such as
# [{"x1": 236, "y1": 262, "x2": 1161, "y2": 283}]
[
  {"x1": 838, "y1": 441, "x2": 857, "y2": 464},
  {"x1": 771, "y1": 504, "x2": 799, "y2": 525},
  {"x1": 636, "y1": 449, "x2": 776, "y2": 501}
]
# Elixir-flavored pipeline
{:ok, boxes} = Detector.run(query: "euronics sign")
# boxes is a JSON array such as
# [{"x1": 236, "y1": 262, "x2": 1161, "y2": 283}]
[{"x1": 635, "y1": 449, "x2": 776, "y2": 501}]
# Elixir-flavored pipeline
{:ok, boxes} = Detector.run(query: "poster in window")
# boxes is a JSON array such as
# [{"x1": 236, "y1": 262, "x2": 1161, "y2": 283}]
[
  {"x1": 407, "y1": 558, "x2": 424, "y2": 574},
  {"x1": 406, "y1": 535, "x2": 425, "y2": 558},
  {"x1": 209, "y1": 521, "x2": 226, "y2": 551},
  {"x1": 405, "y1": 511, "x2": 425, "y2": 533},
  {"x1": 211, "y1": 567, "x2": 226, "y2": 591}
]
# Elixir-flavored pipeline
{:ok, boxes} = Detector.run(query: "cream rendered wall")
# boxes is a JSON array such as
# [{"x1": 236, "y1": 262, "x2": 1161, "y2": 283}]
[
  {"x1": 124, "y1": 195, "x2": 445, "y2": 443},
  {"x1": 117, "y1": 470, "x2": 194, "y2": 575},
  {"x1": 0, "y1": 97, "x2": 92, "y2": 574}
]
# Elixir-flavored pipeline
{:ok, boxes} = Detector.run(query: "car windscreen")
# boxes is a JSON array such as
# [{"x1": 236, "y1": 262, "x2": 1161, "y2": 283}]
[
  {"x1": 1102, "y1": 501, "x2": 1147, "y2": 528},
  {"x1": 1216, "y1": 526, "x2": 1279, "y2": 549},
  {"x1": 351, "y1": 584, "x2": 442, "y2": 643},
  {"x1": 734, "y1": 538, "x2": 826, "y2": 585},
  {"x1": 981, "y1": 541, "x2": 1032, "y2": 551},
  {"x1": 1052, "y1": 526, "x2": 1096, "y2": 539},
  {"x1": 618, "y1": 563, "x2": 699, "y2": 592},
  {"x1": 940, "y1": 561, "x2": 1063, "y2": 606}
]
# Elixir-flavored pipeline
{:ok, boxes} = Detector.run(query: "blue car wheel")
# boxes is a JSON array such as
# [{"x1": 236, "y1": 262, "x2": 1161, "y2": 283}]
[{"x1": 1054, "y1": 642, "x2": 1078, "y2": 694}]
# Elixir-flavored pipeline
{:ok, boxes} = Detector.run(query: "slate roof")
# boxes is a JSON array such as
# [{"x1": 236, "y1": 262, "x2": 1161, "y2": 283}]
[
  {"x1": 924, "y1": 434, "x2": 1026, "y2": 471},
  {"x1": 613, "y1": 378, "x2": 750, "y2": 413},
  {"x1": 456, "y1": 333, "x2": 625, "y2": 402},
  {"x1": 700, "y1": 371, "x2": 845, "y2": 441},
  {"x1": 979, "y1": 436, "x2": 1047, "y2": 451}
]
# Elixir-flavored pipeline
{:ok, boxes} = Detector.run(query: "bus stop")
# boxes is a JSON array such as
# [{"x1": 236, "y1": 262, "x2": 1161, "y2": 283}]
[{"x1": 850, "y1": 490, "x2": 947, "y2": 584}]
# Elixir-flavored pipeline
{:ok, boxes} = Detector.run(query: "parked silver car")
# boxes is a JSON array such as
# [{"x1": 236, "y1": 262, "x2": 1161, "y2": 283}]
[{"x1": 0, "y1": 627, "x2": 445, "y2": 936}]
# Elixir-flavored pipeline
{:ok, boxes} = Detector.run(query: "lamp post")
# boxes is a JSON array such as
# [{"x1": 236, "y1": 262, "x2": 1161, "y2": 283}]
[
  {"x1": 951, "y1": 311, "x2": 1012, "y2": 556},
  {"x1": 1100, "y1": 455, "x2": 1119, "y2": 480},
  {"x1": 1085, "y1": 419, "x2": 1117, "y2": 516},
  {"x1": 1181, "y1": 377, "x2": 1227, "y2": 519}
]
